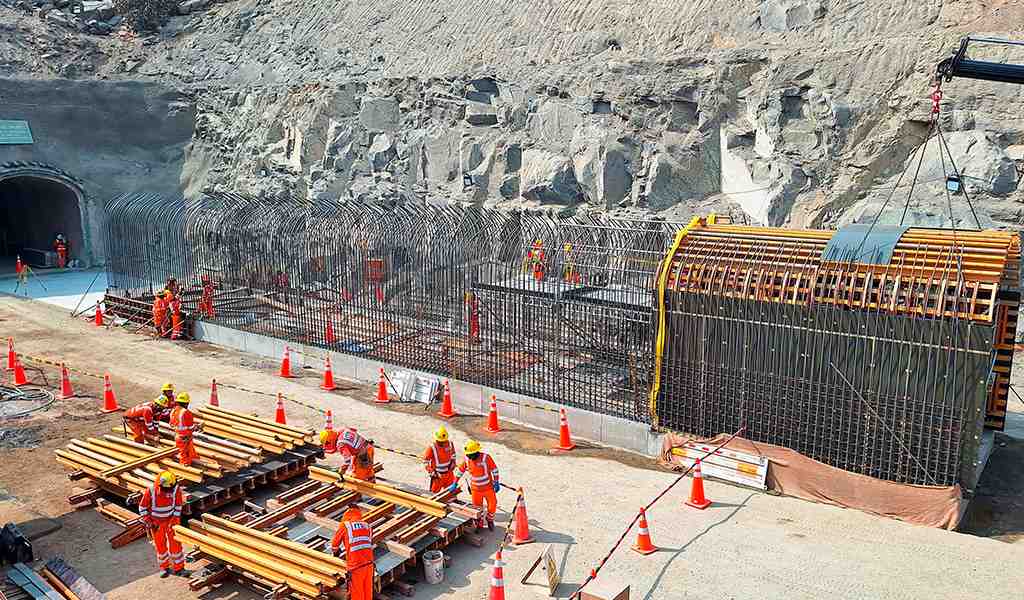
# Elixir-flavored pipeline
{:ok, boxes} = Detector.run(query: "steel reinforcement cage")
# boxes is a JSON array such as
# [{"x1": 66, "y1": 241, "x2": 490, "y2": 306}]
[{"x1": 104, "y1": 193, "x2": 681, "y2": 422}]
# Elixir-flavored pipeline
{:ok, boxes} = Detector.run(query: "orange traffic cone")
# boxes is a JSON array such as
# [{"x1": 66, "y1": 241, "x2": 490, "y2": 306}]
[
  {"x1": 375, "y1": 367, "x2": 390, "y2": 403},
  {"x1": 325, "y1": 409, "x2": 334, "y2": 432},
  {"x1": 209, "y1": 379, "x2": 219, "y2": 406},
  {"x1": 486, "y1": 394, "x2": 501, "y2": 433},
  {"x1": 321, "y1": 356, "x2": 337, "y2": 391},
  {"x1": 554, "y1": 408, "x2": 575, "y2": 451},
  {"x1": 7, "y1": 337, "x2": 15, "y2": 370},
  {"x1": 325, "y1": 317, "x2": 336, "y2": 345},
  {"x1": 685, "y1": 459, "x2": 712, "y2": 510},
  {"x1": 511, "y1": 488, "x2": 534, "y2": 545},
  {"x1": 632, "y1": 507, "x2": 658, "y2": 555},
  {"x1": 279, "y1": 346, "x2": 294, "y2": 378},
  {"x1": 12, "y1": 356, "x2": 28, "y2": 386},
  {"x1": 375, "y1": 285, "x2": 385, "y2": 304},
  {"x1": 488, "y1": 549, "x2": 505, "y2": 600},
  {"x1": 438, "y1": 379, "x2": 456, "y2": 418},
  {"x1": 94, "y1": 301, "x2": 104, "y2": 326},
  {"x1": 101, "y1": 373, "x2": 120, "y2": 413},
  {"x1": 58, "y1": 363, "x2": 75, "y2": 400},
  {"x1": 274, "y1": 393, "x2": 287, "y2": 424}
]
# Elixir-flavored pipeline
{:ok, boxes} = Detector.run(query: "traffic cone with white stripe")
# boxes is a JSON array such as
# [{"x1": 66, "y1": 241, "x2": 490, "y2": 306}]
[
  {"x1": 58, "y1": 363, "x2": 75, "y2": 400},
  {"x1": 12, "y1": 356, "x2": 28, "y2": 386},
  {"x1": 325, "y1": 316, "x2": 336, "y2": 345},
  {"x1": 94, "y1": 301, "x2": 104, "y2": 326},
  {"x1": 632, "y1": 507, "x2": 658, "y2": 555},
  {"x1": 554, "y1": 408, "x2": 575, "y2": 451},
  {"x1": 7, "y1": 337, "x2": 15, "y2": 370},
  {"x1": 325, "y1": 409, "x2": 334, "y2": 432},
  {"x1": 209, "y1": 379, "x2": 219, "y2": 406},
  {"x1": 275, "y1": 393, "x2": 287, "y2": 424},
  {"x1": 101, "y1": 373, "x2": 120, "y2": 413},
  {"x1": 486, "y1": 394, "x2": 501, "y2": 433},
  {"x1": 321, "y1": 356, "x2": 337, "y2": 391},
  {"x1": 438, "y1": 379, "x2": 457, "y2": 418},
  {"x1": 488, "y1": 549, "x2": 505, "y2": 600},
  {"x1": 278, "y1": 346, "x2": 294, "y2": 378},
  {"x1": 685, "y1": 459, "x2": 712, "y2": 510},
  {"x1": 511, "y1": 488, "x2": 534, "y2": 545},
  {"x1": 375, "y1": 367, "x2": 390, "y2": 403}
]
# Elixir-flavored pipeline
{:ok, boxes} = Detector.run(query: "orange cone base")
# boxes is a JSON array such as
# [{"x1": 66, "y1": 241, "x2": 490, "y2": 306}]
[
  {"x1": 321, "y1": 380, "x2": 336, "y2": 391},
  {"x1": 513, "y1": 534, "x2": 534, "y2": 545},
  {"x1": 555, "y1": 442, "x2": 575, "y2": 451},
  {"x1": 632, "y1": 542, "x2": 658, "y2": 555},
  {"x1": 438, "y1": 405, "x2": 457, "y2": 418},
  {"x1": 486, "y1": 419, "x2": 501, "y2": 434},
  {"x1": 686, "y1": 497, "x2": 711, "y2": 510}
]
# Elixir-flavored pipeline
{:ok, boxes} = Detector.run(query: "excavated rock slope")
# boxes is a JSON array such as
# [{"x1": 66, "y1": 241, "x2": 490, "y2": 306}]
[{"x1": 5, "y1": 0, "x2": 1024, "y2": 227}]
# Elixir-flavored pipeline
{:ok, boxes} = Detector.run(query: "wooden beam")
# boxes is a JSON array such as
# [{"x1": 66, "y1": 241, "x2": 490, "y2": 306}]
[{"x1": 99, "y1": 447, "x2": 179, "y2": 478}]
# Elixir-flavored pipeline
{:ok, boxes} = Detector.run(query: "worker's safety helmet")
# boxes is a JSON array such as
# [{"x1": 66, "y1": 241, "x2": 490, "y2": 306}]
[
  {"x1": 163, "y1": 290, "x2": 173, "y2": 299},
  {"x1": 175, "y1": 392, "x2": 190, "y2": 405},
  {"x1": 154, "y1": 395, "x2": 170, "y2": 408},
  {"x1": 161, "y1": 382, "x2": 175, "y2": 393},
  {"x1": 158, "y1": 470, "x2": 176, "y2": 488},
  {"x1": 464, "y1": 439, "x2": 481, "y2": 455},
  {"x1": 434, "y1": 426, "x2": 449, "y2": 443},
  {"x1": 319, "y1": 430, "x2": 330, "y2": 445},
  {"x1": 343, "y1": 506, "x2": 363, "y2": 522},
  {"x1": 56, "y1": 233, "x2": 65, "y2": 241}
]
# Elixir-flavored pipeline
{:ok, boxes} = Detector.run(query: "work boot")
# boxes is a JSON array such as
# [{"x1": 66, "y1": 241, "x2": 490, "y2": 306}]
[
  {"x1": 175, "y1": 568, "x2": 192, "y2": 578},
  {"x1": 487, "y1": 517, "x2": 495, "y2": 531},
  {"x1": 160, "y1": 569, "x2": 172, "y2": 579},
  {"x1": 476, "y1": 517, "x2": 485, "y2": 530}
]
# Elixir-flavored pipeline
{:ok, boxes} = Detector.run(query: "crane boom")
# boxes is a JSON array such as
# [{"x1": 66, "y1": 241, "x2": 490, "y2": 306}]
[{"x1": 937, "y1": 37, "x2": 1024, "y2": 85}]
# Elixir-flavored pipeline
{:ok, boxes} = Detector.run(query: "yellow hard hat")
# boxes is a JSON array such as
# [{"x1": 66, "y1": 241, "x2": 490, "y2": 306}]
[
  {"x1": 158, "y1": 470, "x2": 176, "y2": 487},
  {"x1": 163, "y1": 290, "x2": 173, "y2": 299},
  {"x1": 320, "y1": 430, "x2": 331, "y2": 445},
  {"x1": 464, "y1": 439, "x2": 480, "y2": 454},
  {"x1": 175, "y1": 392, "x2": 190, "y2": 404},
  {"x1": 434, "y1": 426, "x2": 449, "y2": 443},
  {"x1": 161, "y1": 383, "x2": 174, "y2": 392},
  {"x1": 154, "y1": 395, "x2": 170, "y2": 408}
]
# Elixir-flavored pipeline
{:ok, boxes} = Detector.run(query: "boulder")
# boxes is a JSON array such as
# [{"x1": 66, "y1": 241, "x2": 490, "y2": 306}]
[
  {"x1": 358, "y1": 97, "x2": 400, "y2": 132},
  {"x1": 528, "y1": 102, "x2": 581, "y2": 151},
  {"x1": 178, "y1": 0, "x2": 210, "y2": 14},
  {"x1": 915, "y1": 131, "x2": 1018, "y2": 196},
  {"x1": 465, "y1": 101, "x2": 498, "y2": 126},
  {"x1": 368, "y1": 133, "x2": 397, "y2": 171},
  {"x1": 499, "y1": 175, "x2": 520, "y2": 199},
  {"x1": 519, "y1": 150, "x2": 581, "y2": 205},
  {"x1": 573, "y1": 140, "x2": 633, "y2": 209},
  {"x1": 759, "y1": 0, "x2": 825, "y2": 32},
  {"x1": 44, "y1": 8, "x2": 73, "y2": 26}
]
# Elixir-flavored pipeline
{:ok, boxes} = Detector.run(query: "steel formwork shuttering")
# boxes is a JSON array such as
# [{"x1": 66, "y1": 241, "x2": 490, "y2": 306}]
[
  {"x1": 104, "y1": 192, "x2": 677, "y2": 423},
  {"x1": 651, "y1": 218, "x2": 1021, "y2": 486}
]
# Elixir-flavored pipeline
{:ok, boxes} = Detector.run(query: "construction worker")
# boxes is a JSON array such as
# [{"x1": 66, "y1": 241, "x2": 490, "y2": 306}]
[
  {"x1": 169, "y1": 392, "x2": 200, "y2": 466},
  {"x1": 14, "y1": 255, "x2": 27, "y2": 289},
  {"x1": 422, "y1": 425, "x2": 457, "y2": 493},
  {"x1": 123, "y1": 393, "x2": 171, "y2": 443},
  {"x1": 53, "y1": 234, "x2": 68, "y2": 269},
  {"x1": 138, "y1": 470, "x2": 188, "y2": 578},
  {"x1": 156, "y1": 382, "x2": 176, "y2": 409},
  {"x1": 168, "y1": 292, "x2": 183, "y2": 340},
  {"x1": 199, "y1": 275, "x2": 215, "y2": 318},
  {"x1": 527, "y1": 239, "x2": 545, "y2": 280},
  {"x1": 320, "y1": 429, "x2": 339, "y2": 454},
  {"x1": 451, "y1": 439, "x2": 500, "y2": 530},
  {"x1": 330, "y1": 506, "x2": 375, "y2": 600},
  {"x1": 466, "y1": 291, "x2": 480, "y2": 343},
  {"x1": 164, "y1": 276, "x2": 179, "y2": 298},
  {"x1": 152, "y1": 291, "x2": 168, "y2": 336},
  {"x1": 337, "y1": 427, "x2": 375, "y2": 482}
]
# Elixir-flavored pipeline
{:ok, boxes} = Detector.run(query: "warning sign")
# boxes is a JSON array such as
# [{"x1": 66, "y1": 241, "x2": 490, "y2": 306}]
[
  {"x1": 521, "y1": 544, "x2": 561, "y2": 596},
  {"x1": 0, "y1": 120, "x2": 33, "y2": 145}
]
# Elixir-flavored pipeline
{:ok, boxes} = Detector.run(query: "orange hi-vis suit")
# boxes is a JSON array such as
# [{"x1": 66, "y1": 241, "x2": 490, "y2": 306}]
[
  {"x1": 322, "y1": 429, "x2": 339, "y2": 454},
  {"x1": 124, "y1": 402, "x2": 158, "y2": 443},
  {"x1": 168, "y1": 295, "x2": 183, "y2": 340},
  {"x1": 466, "y1": 292, "x2": 480, "y2": 343},
  {"x1": 458, "y1": 453, "x2": 500, "y2": 525},
  {"x1": 331, "y1": 511, "x2": 375, "y2": 600},
  {"x1": 339, "y1": 428, "x2": 375, "y2": 482},
  {"x1": 152, "y1": 294, "x2": 168, "y2": 334},
  {"x1": 199, "y1": 278, "x2": 215, "y2": 317},
  {"x1": 423, "y1": 440, "x2": 456, "y2": 493},
  {"x1": 138, "y1": 478, "x2": 185, "y2": 573},
  {"x1": 54, "y1": 239, "x2": 67, "y2": 268},
  {"x1": 170, "y1": 405, "x2": 199, "y2": 466}
]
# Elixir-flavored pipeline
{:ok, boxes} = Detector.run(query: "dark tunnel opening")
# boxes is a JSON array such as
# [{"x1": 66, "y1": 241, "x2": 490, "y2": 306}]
[{"x1": 0, "y1": 175, "x2": 84, "y2": 270}]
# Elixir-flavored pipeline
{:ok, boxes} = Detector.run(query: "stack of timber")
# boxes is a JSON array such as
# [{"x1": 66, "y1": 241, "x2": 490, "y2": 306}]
[
  {"x1": 55, "y1": 406, "x2": 320, "y2": 514},
  {"x1": 179, "y1": 467, "x2": 481, "y2": 599},
  {"x1": 3, "y1": 558, "x2": 104, "y2": 600}
]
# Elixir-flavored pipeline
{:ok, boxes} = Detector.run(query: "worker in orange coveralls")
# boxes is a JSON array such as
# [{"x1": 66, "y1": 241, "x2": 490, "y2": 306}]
[
  {"x1": 422, "y1": 425, "x2": 457, "y2": 493},
  {"x1": 198, "y1": 275, "x2": 215, "y2": 318},
  {"x1": 527, "y1": 239, "x2": 545, "y2": 280},
  {"x1": 450, "y1": 439, "x2": 500, "y2": 530},
  {"x1": 169, "y1": 392, "x2": 200, "y2": 466},
  {"x1": 168, "y1": 292, "x2": 183, "y2": 340},
  {"x1": 331, "y1": 506, "x2": 375, "y2": 600},
  {"x1": 152, "y1": 291, "x2": 168, "y2": 336},
  {"x1": 337, "y1": 427, "x2": 376, "y2": 482},
  {"x1": 320, "y1": 429, "x2": 339, "y2": 454},
  {"x1": 123, "y1": 392, "x2": 171, "y2": 443},
  {"x1": 466, "y1": 290, "x2": 480, "y2": 343},
  {"x1": 53, "y1": 234, "x2": 68, "y2": 268},
  {"x1": 138, "y1": 470, "x2": 189, "y2": 578}
]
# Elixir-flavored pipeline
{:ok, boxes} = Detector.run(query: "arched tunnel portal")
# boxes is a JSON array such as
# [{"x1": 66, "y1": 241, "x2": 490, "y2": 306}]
[{"x1": 0, "y1": 165, "x2": 90, "y2": 271}]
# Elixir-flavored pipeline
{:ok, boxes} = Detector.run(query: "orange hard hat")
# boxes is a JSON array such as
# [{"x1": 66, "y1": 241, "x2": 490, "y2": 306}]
[{"x1": 343, "y1": 506, "x2": 363, "y2": 522}]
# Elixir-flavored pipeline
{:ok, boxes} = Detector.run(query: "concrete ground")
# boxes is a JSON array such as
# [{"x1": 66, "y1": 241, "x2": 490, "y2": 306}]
[
  {"x1": 0, "y1": 267, "x2": 106, "y2": 311},
  {"x1": 1, "y1": 295, "x2": 1024, "y2": 600}
]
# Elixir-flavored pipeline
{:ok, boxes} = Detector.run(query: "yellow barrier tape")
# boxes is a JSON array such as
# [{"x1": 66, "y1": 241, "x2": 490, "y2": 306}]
[{"x1": 22, "y1": 354, "x2": 106, "y2": 380}]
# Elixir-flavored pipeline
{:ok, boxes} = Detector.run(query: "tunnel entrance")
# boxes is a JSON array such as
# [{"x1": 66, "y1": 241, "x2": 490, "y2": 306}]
[{"x1": 0, "y1": 175, "x2": 84, "y2": 273}]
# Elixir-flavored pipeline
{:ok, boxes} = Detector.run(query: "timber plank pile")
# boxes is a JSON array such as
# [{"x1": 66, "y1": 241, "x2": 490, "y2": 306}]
[
  {"x1": 55, "y1": 406, "x2": 320, "y2": 514},
  {"x1": 3, "y1": 558, "x2": 104, "y2": 600},
  {"x1": 179, "y1": 467, "x2": 480, "y2": 599}
]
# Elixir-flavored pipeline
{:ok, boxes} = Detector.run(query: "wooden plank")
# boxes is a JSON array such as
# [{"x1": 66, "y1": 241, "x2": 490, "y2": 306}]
[
  {"x1": 9, "y1": 564, "x2": 64, "y2": 600},
  {"x1": 99, "y1": 447, "x2": 179, "y2": 478}
]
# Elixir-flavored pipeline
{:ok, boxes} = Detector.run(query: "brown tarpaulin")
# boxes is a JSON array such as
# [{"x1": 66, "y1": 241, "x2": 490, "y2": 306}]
[{"x1": 660, "y1": 433, "x2": 962, "y2": 530}]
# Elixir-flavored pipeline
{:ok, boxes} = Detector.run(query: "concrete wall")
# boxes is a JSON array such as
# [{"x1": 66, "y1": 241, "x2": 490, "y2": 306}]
[
  {"x1": 194, "y1": 321, "x2": 665, "y2": 457},
  {"x1": 0, "y1": 78, "x2": 196, "y2": 265}
]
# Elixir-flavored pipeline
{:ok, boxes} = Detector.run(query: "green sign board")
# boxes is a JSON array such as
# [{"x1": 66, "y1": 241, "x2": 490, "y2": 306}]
[{"x1": 0, "y1": 120, "x2": 33, "y2": 145}]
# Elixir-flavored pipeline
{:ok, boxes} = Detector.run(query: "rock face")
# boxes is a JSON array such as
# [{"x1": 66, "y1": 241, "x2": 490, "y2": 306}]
[{"x1": 10, "y1": 0, "x2": 1021, "y2": 227}]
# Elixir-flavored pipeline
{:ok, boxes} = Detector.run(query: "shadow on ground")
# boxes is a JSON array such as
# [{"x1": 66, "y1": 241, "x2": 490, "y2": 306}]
[{"x1": 960, "y1": 432, "x2": 1024, "y2": 543}]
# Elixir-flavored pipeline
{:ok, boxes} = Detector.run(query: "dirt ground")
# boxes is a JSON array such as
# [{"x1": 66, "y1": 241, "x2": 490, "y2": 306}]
[{"x1": 2, "y1": 294, "x2": 1024, "y2": 600}]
